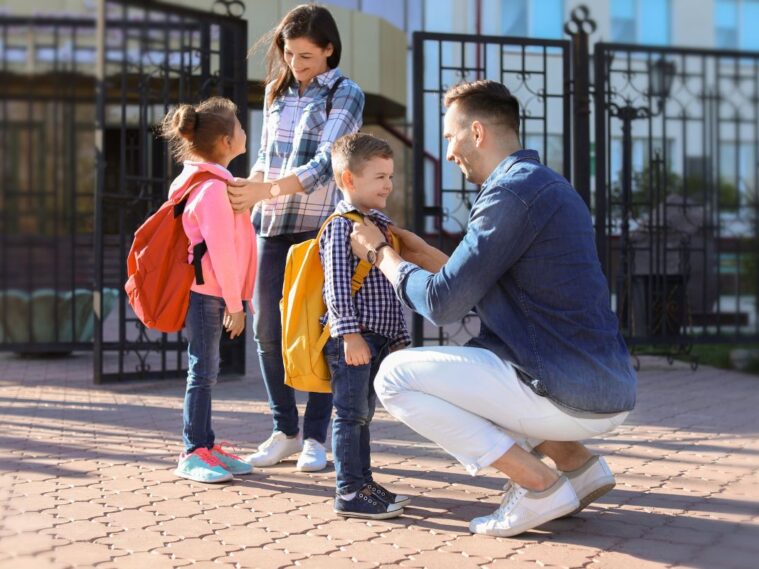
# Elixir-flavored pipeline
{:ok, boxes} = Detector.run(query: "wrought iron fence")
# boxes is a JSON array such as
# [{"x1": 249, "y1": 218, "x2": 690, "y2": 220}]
[{"x1": 594, "y1": 43, "x2": 759, "y2": 354}]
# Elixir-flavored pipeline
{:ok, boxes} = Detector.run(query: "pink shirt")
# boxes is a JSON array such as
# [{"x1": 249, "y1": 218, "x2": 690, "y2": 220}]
[{"x1": 168, "y1": 162, "x2": 256, "y2": 314}]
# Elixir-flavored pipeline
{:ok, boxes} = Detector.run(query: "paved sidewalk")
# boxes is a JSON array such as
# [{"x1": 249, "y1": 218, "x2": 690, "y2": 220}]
[{"x1": 0, "y1": 353, "x2": 757, "y2": 569}]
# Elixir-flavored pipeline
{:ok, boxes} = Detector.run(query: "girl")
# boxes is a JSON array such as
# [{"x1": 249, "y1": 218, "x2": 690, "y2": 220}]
[
  {"x1": 161, "y1": 97, "x2": 257, "y2": 483},
  {"x1": 227, "y1": 4, "x2": 365, "y2": 472}
]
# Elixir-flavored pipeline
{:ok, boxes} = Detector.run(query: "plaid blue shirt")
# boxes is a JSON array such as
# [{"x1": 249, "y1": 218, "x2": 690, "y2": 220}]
[
  {"x1": 251, "y1": 68, "x2": 365, "y2": 237},
  {"x1": 319, "y1": 201, "x2": 410, "y2": 349}
]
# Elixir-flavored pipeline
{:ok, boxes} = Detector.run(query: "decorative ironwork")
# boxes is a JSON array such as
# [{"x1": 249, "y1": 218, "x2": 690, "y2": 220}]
[
  {"x1": 594, "y1": 42, "x2": 759, "y2": 352},
  {"x1": 411, "y1": 31, "x2": 572, "y2": 346},
  {"x1": 93, "y1": 0, "x2": 249, "y2": 382},
  {"x1": 212, "y1": 0, "x2": 245, "y2": 19}
]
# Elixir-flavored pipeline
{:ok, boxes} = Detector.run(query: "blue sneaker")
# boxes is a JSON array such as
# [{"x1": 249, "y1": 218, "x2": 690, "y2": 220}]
[
  {"x1": 211, "y1": 443, "x2": 253, "y2": 475},
  {"x1": 334, "y1": 484, "x2": 404, "y2": 520},
  {"x1": 175, "y1": 447, "x2": 233, "y2": 483}
]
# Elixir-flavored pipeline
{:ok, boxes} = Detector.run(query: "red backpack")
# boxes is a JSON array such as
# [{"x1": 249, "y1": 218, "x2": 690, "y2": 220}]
[{"x1": 125, "y1": 172, "x2": 222, "y2": 333}]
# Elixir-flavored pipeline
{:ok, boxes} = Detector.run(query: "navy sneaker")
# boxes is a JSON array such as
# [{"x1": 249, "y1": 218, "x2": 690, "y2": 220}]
[
  {"x1": 366, "y1": 480, "x2": 410, "y2": 506},
  {"x1": 334, "y1": 485, "x2": 404, "y2": 520}
]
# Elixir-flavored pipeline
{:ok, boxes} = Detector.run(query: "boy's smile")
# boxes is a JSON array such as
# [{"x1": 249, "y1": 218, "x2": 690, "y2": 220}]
[{"x1": 344, "y1": 156, "x2": 394, "y2": 213}]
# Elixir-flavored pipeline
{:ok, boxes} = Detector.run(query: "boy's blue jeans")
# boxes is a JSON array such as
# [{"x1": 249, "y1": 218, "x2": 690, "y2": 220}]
[
  {"x1": 253, "y1": 232, "x2": 333, "y2": 443},
  {"x1": 324, "y1": 332, "x2": 391, "y2": 495},
  {"x1": 183, "y1": 291, "x2": 225, "y2": 453}
]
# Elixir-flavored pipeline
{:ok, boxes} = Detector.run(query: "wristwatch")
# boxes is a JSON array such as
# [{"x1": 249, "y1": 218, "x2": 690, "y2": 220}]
[
  {"x1": 268, "y1": 183, "x2": 281, "y2": 198},
  {"x1": 366, "y1": 241, "x2": 391, "y2": 266}
]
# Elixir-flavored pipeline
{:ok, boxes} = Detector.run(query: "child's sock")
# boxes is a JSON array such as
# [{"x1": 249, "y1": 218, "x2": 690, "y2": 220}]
[{"x1": 340, "y1": 491, "x2": 357, "y2": 501}]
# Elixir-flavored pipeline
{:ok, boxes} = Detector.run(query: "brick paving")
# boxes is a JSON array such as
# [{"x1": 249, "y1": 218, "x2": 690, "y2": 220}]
[{"x1": 0, "y1": 352, "x2": 757, "y2": 568}]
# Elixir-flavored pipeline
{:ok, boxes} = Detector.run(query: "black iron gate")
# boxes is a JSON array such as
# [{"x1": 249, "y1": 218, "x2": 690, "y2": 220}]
[
  {"x1": 0, "y1": 16, "x2": 97, "y2": 354},
  {"x1": 94, "y1": 0, "x2": 249, "y2": 382},
  {"x1": 594, "y1": 43, "x2": 759, "y2": 352},
  {"x1": 410, "y1": 30, "x2": 573, "y2": 346}
]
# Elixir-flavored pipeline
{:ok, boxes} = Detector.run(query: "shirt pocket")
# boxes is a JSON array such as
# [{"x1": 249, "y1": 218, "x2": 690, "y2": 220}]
[
  {"x1": 267, "y1": 100, "x2": 285, "y2": 145},
  {"x1": 301, "y1": 100, "x2": 327, "y2": 137}
]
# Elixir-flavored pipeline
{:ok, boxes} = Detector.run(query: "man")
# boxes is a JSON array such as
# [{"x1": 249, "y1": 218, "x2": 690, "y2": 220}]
[{"x1": 350, "y1": 80, "x2": 636, "y2": 537}]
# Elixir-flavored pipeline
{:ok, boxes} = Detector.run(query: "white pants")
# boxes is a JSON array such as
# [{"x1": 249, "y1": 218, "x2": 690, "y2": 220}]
[{"x1": 375, "y1": 346, "x2": 628, "y2": 476}]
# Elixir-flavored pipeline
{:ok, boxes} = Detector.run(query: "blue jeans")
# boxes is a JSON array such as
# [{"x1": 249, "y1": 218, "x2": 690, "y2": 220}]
[
  {"x1": 253, "y1": 231, "x2": 333, "y2": 443},
  {"x1": 183, "y1": 291, "x2": 225, "y2": 453},
  {"x1": 325, "y1": 332, "x2": 391, "y2": 495}
]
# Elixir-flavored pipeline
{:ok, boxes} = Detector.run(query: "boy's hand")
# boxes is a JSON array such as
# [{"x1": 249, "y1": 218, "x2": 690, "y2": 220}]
[
  {"x1": 343, "y1": 333, "x2": 371, "y2": 366},
  {"x1": 223, "y1": 309, "x2": 246, "y2": 339}
]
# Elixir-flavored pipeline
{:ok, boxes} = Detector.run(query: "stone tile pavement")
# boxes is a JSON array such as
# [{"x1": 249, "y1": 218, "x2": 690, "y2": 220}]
[{"x1": 0, "y1": 352, "x2": 757, "y2": 568}]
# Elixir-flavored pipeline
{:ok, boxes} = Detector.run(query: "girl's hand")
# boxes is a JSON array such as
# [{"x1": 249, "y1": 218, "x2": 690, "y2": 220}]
[
  {"x1": 223, "y1": 309, "x2": 246, "y2": 339},
  {"x1": 227, "y1": 179, "x2": 271, "y2": 213},
  {"x1": 343, "y1": 333, "x2": 371, "y2": 366}
]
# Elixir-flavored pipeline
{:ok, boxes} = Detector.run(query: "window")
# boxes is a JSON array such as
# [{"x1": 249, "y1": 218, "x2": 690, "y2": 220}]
[
  {"x1": 715, "y1": 0, "x2": 738, "y2": 48},
  {"x1": 500, "y1": 0, "x2": 564, "y2": 39},
  {"x1": 611, "y1": 0, "x2": 670, "y2": 45}
]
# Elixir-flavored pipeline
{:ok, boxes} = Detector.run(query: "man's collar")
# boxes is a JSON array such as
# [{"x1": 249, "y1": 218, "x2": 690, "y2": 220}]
[{"x1": 482, "y1": 149, "x2": 541, "y2": 188}]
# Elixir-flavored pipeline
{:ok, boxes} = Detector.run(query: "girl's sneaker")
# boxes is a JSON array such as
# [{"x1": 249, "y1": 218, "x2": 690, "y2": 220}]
[
  {"x1": 175, "y1": 447, "x2": 233, "y2": 483},
  {"x1": 211, "y1": 443, "x2": 253, "y2": 475}
]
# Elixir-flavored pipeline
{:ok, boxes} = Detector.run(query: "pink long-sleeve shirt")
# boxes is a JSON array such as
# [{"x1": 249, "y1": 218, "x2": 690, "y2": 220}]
[{"x1": 168, "y1": 161, "x2": 256, "y2": 314}]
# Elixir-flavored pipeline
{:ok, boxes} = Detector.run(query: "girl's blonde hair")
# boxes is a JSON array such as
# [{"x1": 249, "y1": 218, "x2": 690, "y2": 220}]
[{"x1": 160, "y1": 97, "x2": 238, "y2": 163}]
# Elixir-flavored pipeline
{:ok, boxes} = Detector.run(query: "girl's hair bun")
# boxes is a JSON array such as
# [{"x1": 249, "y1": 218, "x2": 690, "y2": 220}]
[{"x1": 171, "y1": 104, "x2": 198, "y2": 141}]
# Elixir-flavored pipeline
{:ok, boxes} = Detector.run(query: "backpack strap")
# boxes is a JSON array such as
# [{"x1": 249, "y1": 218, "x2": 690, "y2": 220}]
[
  {"x1": 325, "y1": 76, "x2": 346, "y2": 115},
  {"x1": 171, "y1": 172, "x2": 225, "y2": 285}
]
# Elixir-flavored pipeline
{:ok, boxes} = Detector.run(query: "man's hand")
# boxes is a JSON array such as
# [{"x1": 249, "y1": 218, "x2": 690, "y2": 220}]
[
  {"x1": 223, "y1": 309, "x2": 246, "y2": 339},
  {"x1": 389, "y1": 225, "x2": 449, "y2": 273},
  {"x1": 226, "y1": 179, "x2": 271, "y2": 213},
  {"x1": 350, "y1": 219, "x2": 386, "y2": 262},
  {"x1": 343, "y1": 333, "x2": 371, "y2": 366}
]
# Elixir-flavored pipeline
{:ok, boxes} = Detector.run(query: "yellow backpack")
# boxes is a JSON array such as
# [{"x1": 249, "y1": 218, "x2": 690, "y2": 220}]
[{"x1": 280, "y1": 211, "x2": 398, "y2": 393}]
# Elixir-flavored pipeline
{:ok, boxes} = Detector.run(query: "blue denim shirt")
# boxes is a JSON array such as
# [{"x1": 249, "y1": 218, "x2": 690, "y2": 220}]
[{"x1": 394, "y1": 149, "x2": 636, "y2": 414}]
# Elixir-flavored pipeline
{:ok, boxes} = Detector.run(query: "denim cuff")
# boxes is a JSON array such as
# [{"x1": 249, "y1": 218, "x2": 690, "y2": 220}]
[{"x1": 393, "y1": 261, "x2": 421, "y2": 311}]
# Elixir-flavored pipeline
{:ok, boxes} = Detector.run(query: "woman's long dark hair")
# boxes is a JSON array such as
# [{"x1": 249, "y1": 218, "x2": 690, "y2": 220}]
[{"x1": 253, "y1": 4, "x2": 342, "y2": 107}]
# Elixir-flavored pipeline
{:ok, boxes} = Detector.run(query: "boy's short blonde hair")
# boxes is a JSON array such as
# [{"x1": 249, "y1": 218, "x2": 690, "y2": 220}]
[{"x1": 331, "y1": 133, "x2": 393, "y2": 187}]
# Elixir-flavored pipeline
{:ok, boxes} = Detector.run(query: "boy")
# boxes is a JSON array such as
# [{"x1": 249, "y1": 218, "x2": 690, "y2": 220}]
[{"x1": 320, "y1": 133, "x2": 411, "y2": 519}]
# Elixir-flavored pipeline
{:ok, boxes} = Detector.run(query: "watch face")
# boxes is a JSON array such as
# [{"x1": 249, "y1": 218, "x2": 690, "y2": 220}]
[
  {"x1": 270, "y1": 184, "x2": 281, "y2": 198},
  {"x1": 366, "y1": 250, "x2": 376, "y2": 265}
]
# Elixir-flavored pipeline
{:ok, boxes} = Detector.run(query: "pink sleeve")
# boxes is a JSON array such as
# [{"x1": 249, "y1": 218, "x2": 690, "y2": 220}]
[{"x1": 191, "y1": 181, "x2": 244, "y2": 313}]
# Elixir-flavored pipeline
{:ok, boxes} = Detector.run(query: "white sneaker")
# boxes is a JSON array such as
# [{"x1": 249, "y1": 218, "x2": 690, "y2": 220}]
[
  {"x1": 296, "y1": 438, "x2": 327, "y2": 472},
  {"x1": 469, "y1": 476, "x2": 579, "y2": 537},
  {"x1": 561, "y1": 455, "x2": 615, "y2": 516},
  {"x1": 244, "y1": 431, "x2": 302, "y2": 467}
]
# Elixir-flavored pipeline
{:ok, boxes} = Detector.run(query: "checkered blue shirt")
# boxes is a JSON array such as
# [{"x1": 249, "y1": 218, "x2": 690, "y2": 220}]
[
  {"x1": 319, "y1": 201, "x2": 411, "y2": 349},
  {"x1": 251, "y1": 68, "x2": 365, "y2": 237}
]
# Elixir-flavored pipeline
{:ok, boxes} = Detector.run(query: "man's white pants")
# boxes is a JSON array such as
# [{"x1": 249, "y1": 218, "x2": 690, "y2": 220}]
[{"x1": 375, "y1": 346, "x2": 628, "y2": 476}]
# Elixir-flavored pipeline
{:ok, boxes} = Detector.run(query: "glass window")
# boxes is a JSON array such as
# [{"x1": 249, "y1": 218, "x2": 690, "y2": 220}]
[
  {"x1": 530, "y1": 0, "x2": 563, "y2": 39},
  {"x1": 715, "y1": 0, "x2": 738, "y2": 48},
  {"x1": 611, "y1": 0, "x2": 670, "y2": 44},
  {"x1": 611, "y1": 0, "x2": 636, "y2": 42},
  {"x1": 502, "y1": 0, "x2": 528, "y2": 36},
  {"x1": 740, "y1": 1, "x2": 759, "y2": 50}
]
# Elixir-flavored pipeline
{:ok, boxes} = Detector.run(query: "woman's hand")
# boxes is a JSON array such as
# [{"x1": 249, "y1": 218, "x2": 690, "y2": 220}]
[
  {"x1": 349, "y1": 219, "x2": 386, "y2": 262},
  {"x1": 227, "y1": 179, "x2": 271, "y2": 213}
]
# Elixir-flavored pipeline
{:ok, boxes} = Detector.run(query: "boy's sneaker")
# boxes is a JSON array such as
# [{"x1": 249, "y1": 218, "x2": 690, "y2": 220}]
[
  {"x1": 211, "y1": 443, "x2": 253, "y2": 475},
  {"x1": 334, "y1": 485, "x2": 404, "y2": 520},
  {"x1": 175, "y1": 447, "x2": 233, "y2": 484},
  {"x1": 296, "y1": 438, "x2": 328, "y2": 472},
  {"x1": 560, "y1": 455, "x2": 615, "y2": 517},
  {"x1": 244, "y1": 431, "x2": 302, "y2": 467},
  {"x1": 469, "y1": 476, "x2": 578, "y2": 537},
  {"x1": 366, "y1": 480, "x2": 410, "y2": 506}
]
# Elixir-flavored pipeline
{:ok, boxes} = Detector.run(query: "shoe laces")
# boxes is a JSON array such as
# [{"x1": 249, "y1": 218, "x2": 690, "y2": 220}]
[
  {"x1": 212, "y1": 442, "x2": 242, "y2": 460},
  {"x1": 495, "y1": 483, "x2": 527, "y2": 517},
  {"x1": 191, "y1": 447, "x2": 225, "y2": 468}
]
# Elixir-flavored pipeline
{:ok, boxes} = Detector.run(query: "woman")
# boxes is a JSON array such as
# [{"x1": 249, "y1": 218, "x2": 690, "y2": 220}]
[{"x1": 228, "y1": 4, "x2": 365, "y2": 472}]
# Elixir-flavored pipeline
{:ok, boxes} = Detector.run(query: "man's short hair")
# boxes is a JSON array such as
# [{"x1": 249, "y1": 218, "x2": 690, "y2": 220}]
[
  {"x1": 331, "y1": 133, "x2": 393, "y2": 185},
  {"x1": 443, "y1": 80, "x2": 520, "y2": 135}
]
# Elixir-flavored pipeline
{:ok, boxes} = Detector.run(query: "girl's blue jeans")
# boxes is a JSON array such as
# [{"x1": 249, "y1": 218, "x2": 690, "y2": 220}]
[{"x1": 183, "y1": 291, "x2": 225, "y2": 453}]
